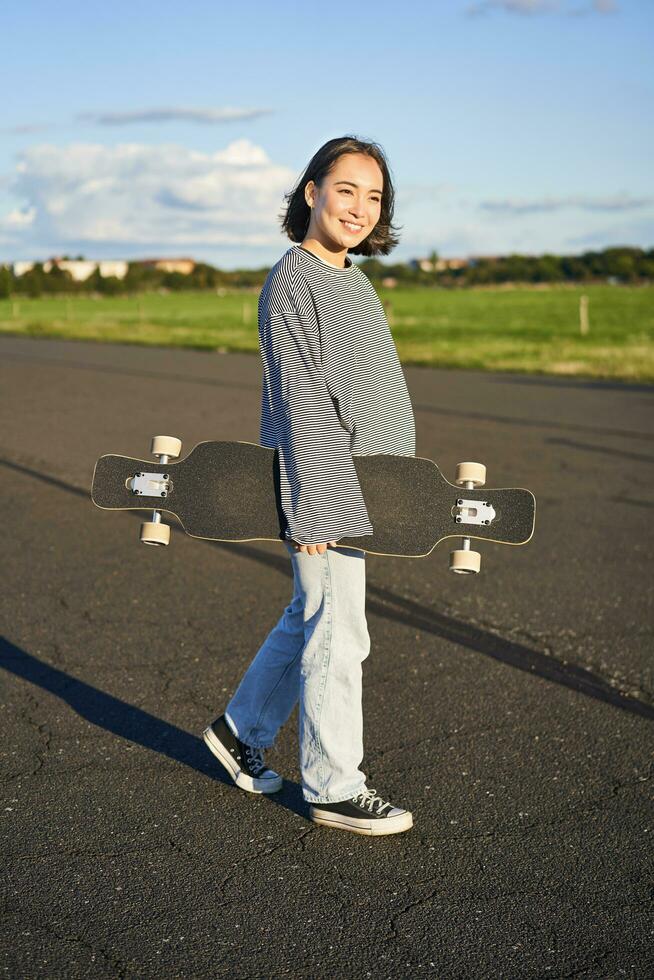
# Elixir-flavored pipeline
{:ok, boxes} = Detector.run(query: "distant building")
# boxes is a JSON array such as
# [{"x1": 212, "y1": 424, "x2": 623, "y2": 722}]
[
  {"x1": 409, "y1": 256, "x2": 470, "y2": 273},
  {"x1": 44, "y1": 259, "x2": 97, "y2": 281},
  {"x1": 138, "y1": 257, "x2": 196, "y2": 275},
  {"x1": 97, "y1": 260, "x2": 128, "y2": 279},
  {"x1": 381, "y1": 276, "x2": 398, "y2": 288},
  {"x1": 436, "y1": 258, "x2": 469, "y2": 271},
  {"x1": 13, "y1": 261, "x2": 35, "y2": 277},
  {"x1": 12, "y1": 258, "x2": 128, "y2": 280}
]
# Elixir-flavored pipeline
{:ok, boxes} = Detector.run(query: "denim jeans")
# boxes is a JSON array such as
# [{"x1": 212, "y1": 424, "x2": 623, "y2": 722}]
[{"x1": 224, "y1": 541, "x2": 370, "y2": 804}]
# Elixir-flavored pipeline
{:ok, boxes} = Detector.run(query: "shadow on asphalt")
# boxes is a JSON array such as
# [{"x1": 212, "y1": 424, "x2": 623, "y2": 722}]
[
  {"x1": 5, "y1": 345, "x2": 654, "y2": 394},
  {"x1": 0, "y1": 637, "x2": 310, "y2": 819},
  {"x1": 0, "y1": 349, "x2": 259, "y2": 392},
  {"x1": 3, "y1": 456, "x2": 653, "y2": 724},
  {"x1": 486, "y1": 373, "x2": 654, "y2": 394},
  {"x1": 544, "y1": 436, "x2": 654, "y2": 463}
]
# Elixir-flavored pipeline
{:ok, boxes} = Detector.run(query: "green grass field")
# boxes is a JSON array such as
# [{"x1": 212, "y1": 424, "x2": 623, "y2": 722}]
[{"x1": 1, "y1": 284, "x2": 652, "y2": 381}]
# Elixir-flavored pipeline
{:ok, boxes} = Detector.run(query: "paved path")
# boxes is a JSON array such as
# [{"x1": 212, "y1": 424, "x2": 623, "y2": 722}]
[{"x1": 1, "y1": 336, "x2": 652, "y2": 978}]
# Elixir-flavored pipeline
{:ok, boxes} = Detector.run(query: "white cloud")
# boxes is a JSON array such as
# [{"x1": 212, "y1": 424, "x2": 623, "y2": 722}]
[
  {"x1": 467, "y1": 0, "x2": 557, "y2": 12},
  {"x1": 76, "y1": 106, "x2": 273, "y2": 126},
  {"x1": 465, "y1": 0, "x2": 617, "y2": 15},
  {"x1": 1, "y1": 139, "x2": 647, "y2": 262},
  {"x1": 395, "y1": 182, "x2": 459, "y2": 207},
  {"x1": 0, "y1": 139, "x2": 298, "y2": 248},
  {"x1": 3, "y1": 105, "x2": 272, "y2": 136},
  {"x1": 480, "y1": 194, "x2": 653, "y2": 214},
  {"x1": 5, "y1": 123, "x2": 52, "y2": 135},
  {"x1": 1, "y1": 206, "x2": 36, "y2": 228},
  {"x1": 393, "y1": 184, "x2": 651, "y2": 259}
]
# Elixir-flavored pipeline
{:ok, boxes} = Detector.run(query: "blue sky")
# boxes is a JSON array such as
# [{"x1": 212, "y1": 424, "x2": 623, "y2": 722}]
[{"x1": 1, "y1": 0, "x2": 652, "y2": 269}]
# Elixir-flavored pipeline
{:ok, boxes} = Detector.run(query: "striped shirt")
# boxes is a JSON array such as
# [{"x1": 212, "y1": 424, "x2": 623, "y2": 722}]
[{"x1": 258, "y1": 243, "x2": 415, "y2": 545}]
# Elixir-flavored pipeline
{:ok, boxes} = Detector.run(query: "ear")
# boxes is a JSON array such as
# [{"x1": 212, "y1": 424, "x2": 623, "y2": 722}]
[{"x1": 304, "y1": 180, "x2": 315, "y2": 209}]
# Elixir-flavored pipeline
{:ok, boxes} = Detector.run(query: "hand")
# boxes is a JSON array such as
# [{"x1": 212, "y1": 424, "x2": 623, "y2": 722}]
[{"x1": 290, "y1": 539, "x2": 338, "y2": 556}]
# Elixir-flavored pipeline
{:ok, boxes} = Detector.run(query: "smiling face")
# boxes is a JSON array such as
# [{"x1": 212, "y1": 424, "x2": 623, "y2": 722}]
[{"x1": 303, "y1": 152, "x2": 384, "y2": 260}]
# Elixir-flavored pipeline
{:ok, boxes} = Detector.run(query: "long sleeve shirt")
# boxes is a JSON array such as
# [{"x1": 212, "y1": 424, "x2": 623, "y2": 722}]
[{"x1": 258, "y1": 243, "x2": 416, "y2": 545}]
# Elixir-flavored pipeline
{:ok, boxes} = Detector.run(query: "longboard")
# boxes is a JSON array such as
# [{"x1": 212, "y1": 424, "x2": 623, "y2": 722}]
[{"x1": 91, "y1": 438, "x2": 535, "y2": 572}]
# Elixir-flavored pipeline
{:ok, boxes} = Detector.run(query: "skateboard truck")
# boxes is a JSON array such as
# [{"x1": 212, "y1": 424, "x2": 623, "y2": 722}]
[
  {"x1": 454, "y1": 498, "x2": 496, "y2": 527},
  {"x1": 450, "y1": 462, "x2": 487, "y2": 574},
  {"x1": 139, "y1": 436, "x2": 182, "y2": 546},
  {"x1": 129, "y1": 472, "x2": 170, "y2": 497}
]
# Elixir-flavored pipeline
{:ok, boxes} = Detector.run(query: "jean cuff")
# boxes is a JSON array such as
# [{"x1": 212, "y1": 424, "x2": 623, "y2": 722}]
[
  {"x1": 224, "y1": 711, "x2": 275, "y2": 750},
  {"x1": 303, "y1": 783, "x2": 367, "y2": 805}
]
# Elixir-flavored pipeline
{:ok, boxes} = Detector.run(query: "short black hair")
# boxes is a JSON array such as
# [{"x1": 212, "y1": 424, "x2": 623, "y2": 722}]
[{"x1": 279, "y1": 134, "x2": 401, "y2": 256}]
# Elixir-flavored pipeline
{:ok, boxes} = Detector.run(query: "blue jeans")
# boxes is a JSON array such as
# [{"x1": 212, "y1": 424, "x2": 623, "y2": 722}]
[{"x1": 224, "y1": 542, "x2": 370, "y2": 804}]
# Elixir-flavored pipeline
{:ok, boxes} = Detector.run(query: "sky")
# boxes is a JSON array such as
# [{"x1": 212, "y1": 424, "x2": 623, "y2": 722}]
[{"x1": 1, "y1": 0, "x2": 652, "y2": 269}]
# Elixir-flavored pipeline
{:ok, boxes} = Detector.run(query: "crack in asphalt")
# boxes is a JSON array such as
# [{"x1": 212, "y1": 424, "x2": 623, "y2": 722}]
[
  {"x1": 5, "y1": 692, "x2": 51, "y2": 781},
  {"x1": 215, "y1": 827, "x2": 316, "y2": 901},
  {"x1": 40, "y1": 923, "x2": 130, "y2": 978}
]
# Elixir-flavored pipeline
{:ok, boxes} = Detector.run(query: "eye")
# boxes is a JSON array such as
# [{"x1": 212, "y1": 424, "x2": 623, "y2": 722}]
[{"x1": 340, "y1": 189, "x2": 382, "y2": 203}]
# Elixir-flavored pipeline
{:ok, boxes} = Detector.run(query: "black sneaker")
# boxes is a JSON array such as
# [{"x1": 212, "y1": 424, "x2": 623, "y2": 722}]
[
  {"x1": 202, "y1": 715, "x2": 282, "y2": 794},
  {"x1": 309, "y1": 787, "x2": 413, "y2": 836}
]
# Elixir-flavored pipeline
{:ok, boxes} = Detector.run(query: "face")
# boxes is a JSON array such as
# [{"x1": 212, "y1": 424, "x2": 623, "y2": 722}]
[{"x1": 304, "y1": 152, "x2": 384, "y2": 249}]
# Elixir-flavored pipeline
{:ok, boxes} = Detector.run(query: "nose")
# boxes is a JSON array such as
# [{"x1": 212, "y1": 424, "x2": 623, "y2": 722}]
[{"x1": 349, "y1": 198, "x2": 366, "y2": 218}]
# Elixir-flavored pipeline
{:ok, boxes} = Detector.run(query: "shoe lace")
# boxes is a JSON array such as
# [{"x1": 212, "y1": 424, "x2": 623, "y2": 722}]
[
  {"x1": 352, "y1": 787, "x2": 392, "y2": 815},
  {"x1": 244, "y1": 745, "x2": 265, "y2": 775}
]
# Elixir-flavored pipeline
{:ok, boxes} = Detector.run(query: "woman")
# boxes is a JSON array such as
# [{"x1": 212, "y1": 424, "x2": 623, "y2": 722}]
[{"x1": 203, "y1": 135, "x2": 416, "y2": 836}]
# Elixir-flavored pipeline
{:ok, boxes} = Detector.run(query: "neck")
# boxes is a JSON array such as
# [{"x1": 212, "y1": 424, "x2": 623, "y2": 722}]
[{"x1": 300, "y1": 236, "x2": 348, "y2": 269}]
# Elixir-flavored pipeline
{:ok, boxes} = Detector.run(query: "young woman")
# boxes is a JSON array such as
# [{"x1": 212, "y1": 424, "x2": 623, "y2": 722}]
[{"x1": 203, "y1": 135, "x2": 416, "y2": 836}]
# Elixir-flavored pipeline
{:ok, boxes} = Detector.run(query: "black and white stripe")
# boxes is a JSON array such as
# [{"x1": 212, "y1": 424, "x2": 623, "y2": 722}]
[{"x1": 258, "y1": 244, "x2": 415, "y2": 545}]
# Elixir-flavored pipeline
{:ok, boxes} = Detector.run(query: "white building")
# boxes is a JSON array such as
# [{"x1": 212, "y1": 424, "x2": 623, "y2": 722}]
[
  {"x1": 12, "y1": 259, "x2": 128, "y2": 281},
  {"x1": 138, "y1": 257, "x2": 196, "y2": 274},
  {"x1": 13, "y1": 261, "x2": 36, "y2": 277},
  {"x1": 411, "y1": 256, "x2": 470, "y2": 273},
  {"x1": 97, "y1": 260, "x2": 128, "y2": 279}
]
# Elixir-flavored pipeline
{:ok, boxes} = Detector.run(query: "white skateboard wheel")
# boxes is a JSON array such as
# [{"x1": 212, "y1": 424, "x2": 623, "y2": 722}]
[
  {"x1": 151, "y1": 435, "x2": 182, "y2": 459},
  {"x1": 449, "y1": 549, "x2": 481, "y2": 574},
  {"x1": 455, "y1": 462, "x2": 486, "y2": 488},
  {"x1": 140, "y1": 521, "x2": 170, "y2": 546}
]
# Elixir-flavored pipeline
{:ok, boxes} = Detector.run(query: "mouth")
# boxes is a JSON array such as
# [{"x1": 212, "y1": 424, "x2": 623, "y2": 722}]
[{"x1": 340, "y1": 220, "x2": 364, "y2": 234}]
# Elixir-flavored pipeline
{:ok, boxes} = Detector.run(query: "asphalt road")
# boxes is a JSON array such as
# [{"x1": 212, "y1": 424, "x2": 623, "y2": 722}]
[{"x1": 1, "y1": 335, "x2": 653, "y2": 978}]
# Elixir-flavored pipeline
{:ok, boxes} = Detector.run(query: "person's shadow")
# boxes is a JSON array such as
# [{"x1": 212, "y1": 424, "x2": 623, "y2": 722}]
[{"x1": 0, "y1": 636, "x2": 308, "y2": 817}]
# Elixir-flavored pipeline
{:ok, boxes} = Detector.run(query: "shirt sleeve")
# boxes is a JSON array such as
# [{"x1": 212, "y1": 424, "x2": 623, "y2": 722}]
[{"x1": 259, "y1": 268, "x2": 373, "y2": 545}]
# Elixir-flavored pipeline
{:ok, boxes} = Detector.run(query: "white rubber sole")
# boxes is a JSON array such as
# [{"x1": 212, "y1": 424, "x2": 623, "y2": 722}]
[
  {"x1": 202, "y1": 726, "x2": 282, "y2": 794},
  {"x1": 309, "y1": 806, "x2": 413, "y2": 836}
]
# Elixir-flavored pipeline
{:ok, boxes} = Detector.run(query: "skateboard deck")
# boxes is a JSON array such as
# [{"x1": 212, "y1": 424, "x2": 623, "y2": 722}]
[{"x1": 91, "y1": 439, "x2": 535, "y2": 560}]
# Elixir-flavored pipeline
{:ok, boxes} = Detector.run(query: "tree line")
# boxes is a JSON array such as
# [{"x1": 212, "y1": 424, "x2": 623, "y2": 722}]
[{"x1": 0, "y1": 246, "x2": 651, "y2": 298}]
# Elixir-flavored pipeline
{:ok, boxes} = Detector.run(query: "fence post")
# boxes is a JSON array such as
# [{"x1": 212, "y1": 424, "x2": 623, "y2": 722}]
[{"x1": 579, "y1": 294, "x2": 589, "y2": 336}]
